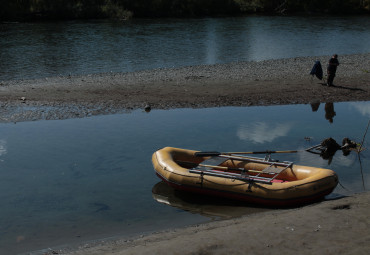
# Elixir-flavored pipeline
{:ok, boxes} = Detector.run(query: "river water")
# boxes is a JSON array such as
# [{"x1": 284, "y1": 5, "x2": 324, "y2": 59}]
[
  {"x1": 1, "y1": 102, "x2": 370, "y2": 254},
  {"x1": 1, "y1": 15, "x2": 370, "y2": 81}
]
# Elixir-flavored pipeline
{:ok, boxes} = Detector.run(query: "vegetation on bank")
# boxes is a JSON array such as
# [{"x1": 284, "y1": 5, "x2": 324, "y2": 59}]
[{"x1": 1, "y1": 0, "x2": 369, "y2": 21}]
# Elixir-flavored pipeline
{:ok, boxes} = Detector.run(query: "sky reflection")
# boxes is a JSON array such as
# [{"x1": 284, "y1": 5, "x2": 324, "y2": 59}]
[
  {"x1": 237, "y1": 122, "x2": 293, "y2": 144},
  {"x1": 0, "y1": 140, "x2": 6, "y2": 157},
  {"x1": 349, "y1": 102, "x2": 370, "y2": 117}
]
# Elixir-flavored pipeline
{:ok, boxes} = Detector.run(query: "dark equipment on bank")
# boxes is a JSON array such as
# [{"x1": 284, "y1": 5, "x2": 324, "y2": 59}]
[
  {"x1": 310, "y1": 60, "x2": 323, "y2": 80},
  {"x1": 309, "y1": 120, "x2": 370, "y2": 160},
  {"x1": 306, "y1": 137, "x2": 359, "y2": 161}
]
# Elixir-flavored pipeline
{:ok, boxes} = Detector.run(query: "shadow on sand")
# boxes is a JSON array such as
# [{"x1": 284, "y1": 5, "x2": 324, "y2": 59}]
[{"x1": 320, "y1": 82, "x2": 366, "y2": 92}]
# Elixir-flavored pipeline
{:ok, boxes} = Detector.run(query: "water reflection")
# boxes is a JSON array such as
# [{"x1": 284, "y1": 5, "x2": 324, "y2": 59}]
[
  {"x1": 350, "y1": 101, "x2": 370, "y2": 117},
  {"x1": 0, "y1": 139, "x2": 6, "y2": 156},
  {"x1": 310, "y1": 102, "x2": 336, "y2": 123},
  {"x1": 152, "y1": 181, "x2": 270, "y2": 219},
  {"x1": 237, "y1": 122, "x2": 293, "y2": 144},
  {"x1": 311, "y1": 101, "x2": 370, "y2": 128},
  {"x1": 310, "y1": 101, "x2": 320, "y2": 112},
  {"x1": 325, "y1": 103, "x2": 336, "y2": 123},
  {"x1": 358, "y1": 154, "x2": 366, "y2": 190}
]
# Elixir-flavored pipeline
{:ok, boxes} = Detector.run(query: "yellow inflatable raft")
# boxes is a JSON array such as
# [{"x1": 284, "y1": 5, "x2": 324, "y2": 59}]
[{"x1": 152, "y1": 147, "x2": 338, "y2": 206}]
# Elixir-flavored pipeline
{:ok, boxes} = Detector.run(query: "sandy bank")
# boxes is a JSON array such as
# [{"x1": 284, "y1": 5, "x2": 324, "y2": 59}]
[
  {"x1": 55, "y1": 192, "x2": 370, "y2": 255},
  {"x1": 0, "y1": 53, "x2": 369, "y2": 122}
]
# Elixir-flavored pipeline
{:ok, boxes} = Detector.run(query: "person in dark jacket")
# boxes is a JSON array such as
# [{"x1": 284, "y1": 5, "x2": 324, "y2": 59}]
[{"x1": 327, "y1": 54, "x2": 339, "y2": 86}]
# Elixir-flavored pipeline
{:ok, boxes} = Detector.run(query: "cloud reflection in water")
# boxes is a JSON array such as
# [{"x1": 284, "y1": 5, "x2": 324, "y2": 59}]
[
  {"x1": 0, "y1": 140, "x2": 7, "y2": 157},
  {"x1": 237, "y1": 122, "x2": 292, "y2": 144},
  {"x1": 350, "y1": 102, "x2": 370, "y2": 117}
]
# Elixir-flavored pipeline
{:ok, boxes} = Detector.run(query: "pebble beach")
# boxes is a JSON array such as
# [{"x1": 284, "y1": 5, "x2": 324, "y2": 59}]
[{"x1": 0, "y1": 53, "x2": 369, "y2": 123}]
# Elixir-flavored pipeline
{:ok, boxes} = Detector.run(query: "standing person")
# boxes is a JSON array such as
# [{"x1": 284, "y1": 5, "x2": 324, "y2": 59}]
[{"x1": 327, "y1": 54, "x2": 339, "y2": 86}]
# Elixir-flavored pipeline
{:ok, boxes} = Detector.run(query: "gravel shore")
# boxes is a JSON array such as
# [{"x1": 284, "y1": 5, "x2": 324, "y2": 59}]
[{"x1": 1, "y1": 53, "x2": 369, "y2": 122}]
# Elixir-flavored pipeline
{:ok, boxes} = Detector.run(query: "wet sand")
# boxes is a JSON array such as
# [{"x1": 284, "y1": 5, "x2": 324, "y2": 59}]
[{"x1": 2, "y1": 53, "x2": 369, "y2": 254}]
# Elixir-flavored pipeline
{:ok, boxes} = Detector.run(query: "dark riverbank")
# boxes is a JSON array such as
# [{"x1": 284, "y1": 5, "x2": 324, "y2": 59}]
[{"x1": 1, "y1": 0, "x2": 369, "y2": 21}]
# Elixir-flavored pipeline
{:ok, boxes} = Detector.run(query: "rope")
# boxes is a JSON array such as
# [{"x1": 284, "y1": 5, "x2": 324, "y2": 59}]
[
  {"x1": 338, "y1": 180, "x2": 350, "y2": 192},
  {"x1": 359, "y1": 119, "x2": 370, "y2": 152}
]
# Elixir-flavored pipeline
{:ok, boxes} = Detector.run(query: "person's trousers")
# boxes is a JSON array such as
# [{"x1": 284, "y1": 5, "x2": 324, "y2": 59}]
[{"x1": 327, "y1": 72, "x2": 336, "y2": 86}]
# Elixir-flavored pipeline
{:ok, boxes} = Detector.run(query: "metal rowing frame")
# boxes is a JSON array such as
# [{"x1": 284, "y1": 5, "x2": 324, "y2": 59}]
[{"x1": 189, "y1": 154, "x2": 294, "y2": 184}]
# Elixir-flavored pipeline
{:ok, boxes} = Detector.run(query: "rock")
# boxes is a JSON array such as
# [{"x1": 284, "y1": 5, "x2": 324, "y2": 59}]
[{"x1": 144, "y1": 104, "x2": 151, "y2": 112}]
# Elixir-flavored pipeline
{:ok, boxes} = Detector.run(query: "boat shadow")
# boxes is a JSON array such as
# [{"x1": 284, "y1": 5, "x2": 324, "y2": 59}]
[
  {"x1": 151, "y1": 181, "x2": 332, "y2": 219},
  {"x1": 152, "y1": 181, "x2": 272, "y2": 219}
]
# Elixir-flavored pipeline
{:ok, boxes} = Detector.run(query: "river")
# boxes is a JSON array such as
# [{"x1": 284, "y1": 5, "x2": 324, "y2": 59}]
[{"x1": 1, "y1": 15, "x2": 370, "y2": 81}]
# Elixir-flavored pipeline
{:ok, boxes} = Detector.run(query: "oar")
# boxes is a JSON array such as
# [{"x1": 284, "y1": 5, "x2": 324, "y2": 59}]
[
  {"x1": 195, "y1": 144, "x2": 320, "y2": 157},
  {"x1": 198, "y1": 164, "x2": 262, "y2": 174},
  {"x1": 195, "y1": 150, "x2": 298, "y2": 157}
]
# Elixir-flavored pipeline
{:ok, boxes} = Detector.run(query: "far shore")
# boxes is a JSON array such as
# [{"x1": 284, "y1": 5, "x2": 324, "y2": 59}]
[{"x1": 0, "y1": 53, "x2": 369, "y2": 122}]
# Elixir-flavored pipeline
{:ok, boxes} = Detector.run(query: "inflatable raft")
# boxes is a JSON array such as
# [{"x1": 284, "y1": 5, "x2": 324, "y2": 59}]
[{"x1": 152, "y1": 147, "x2": 338, "y2": 207}]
